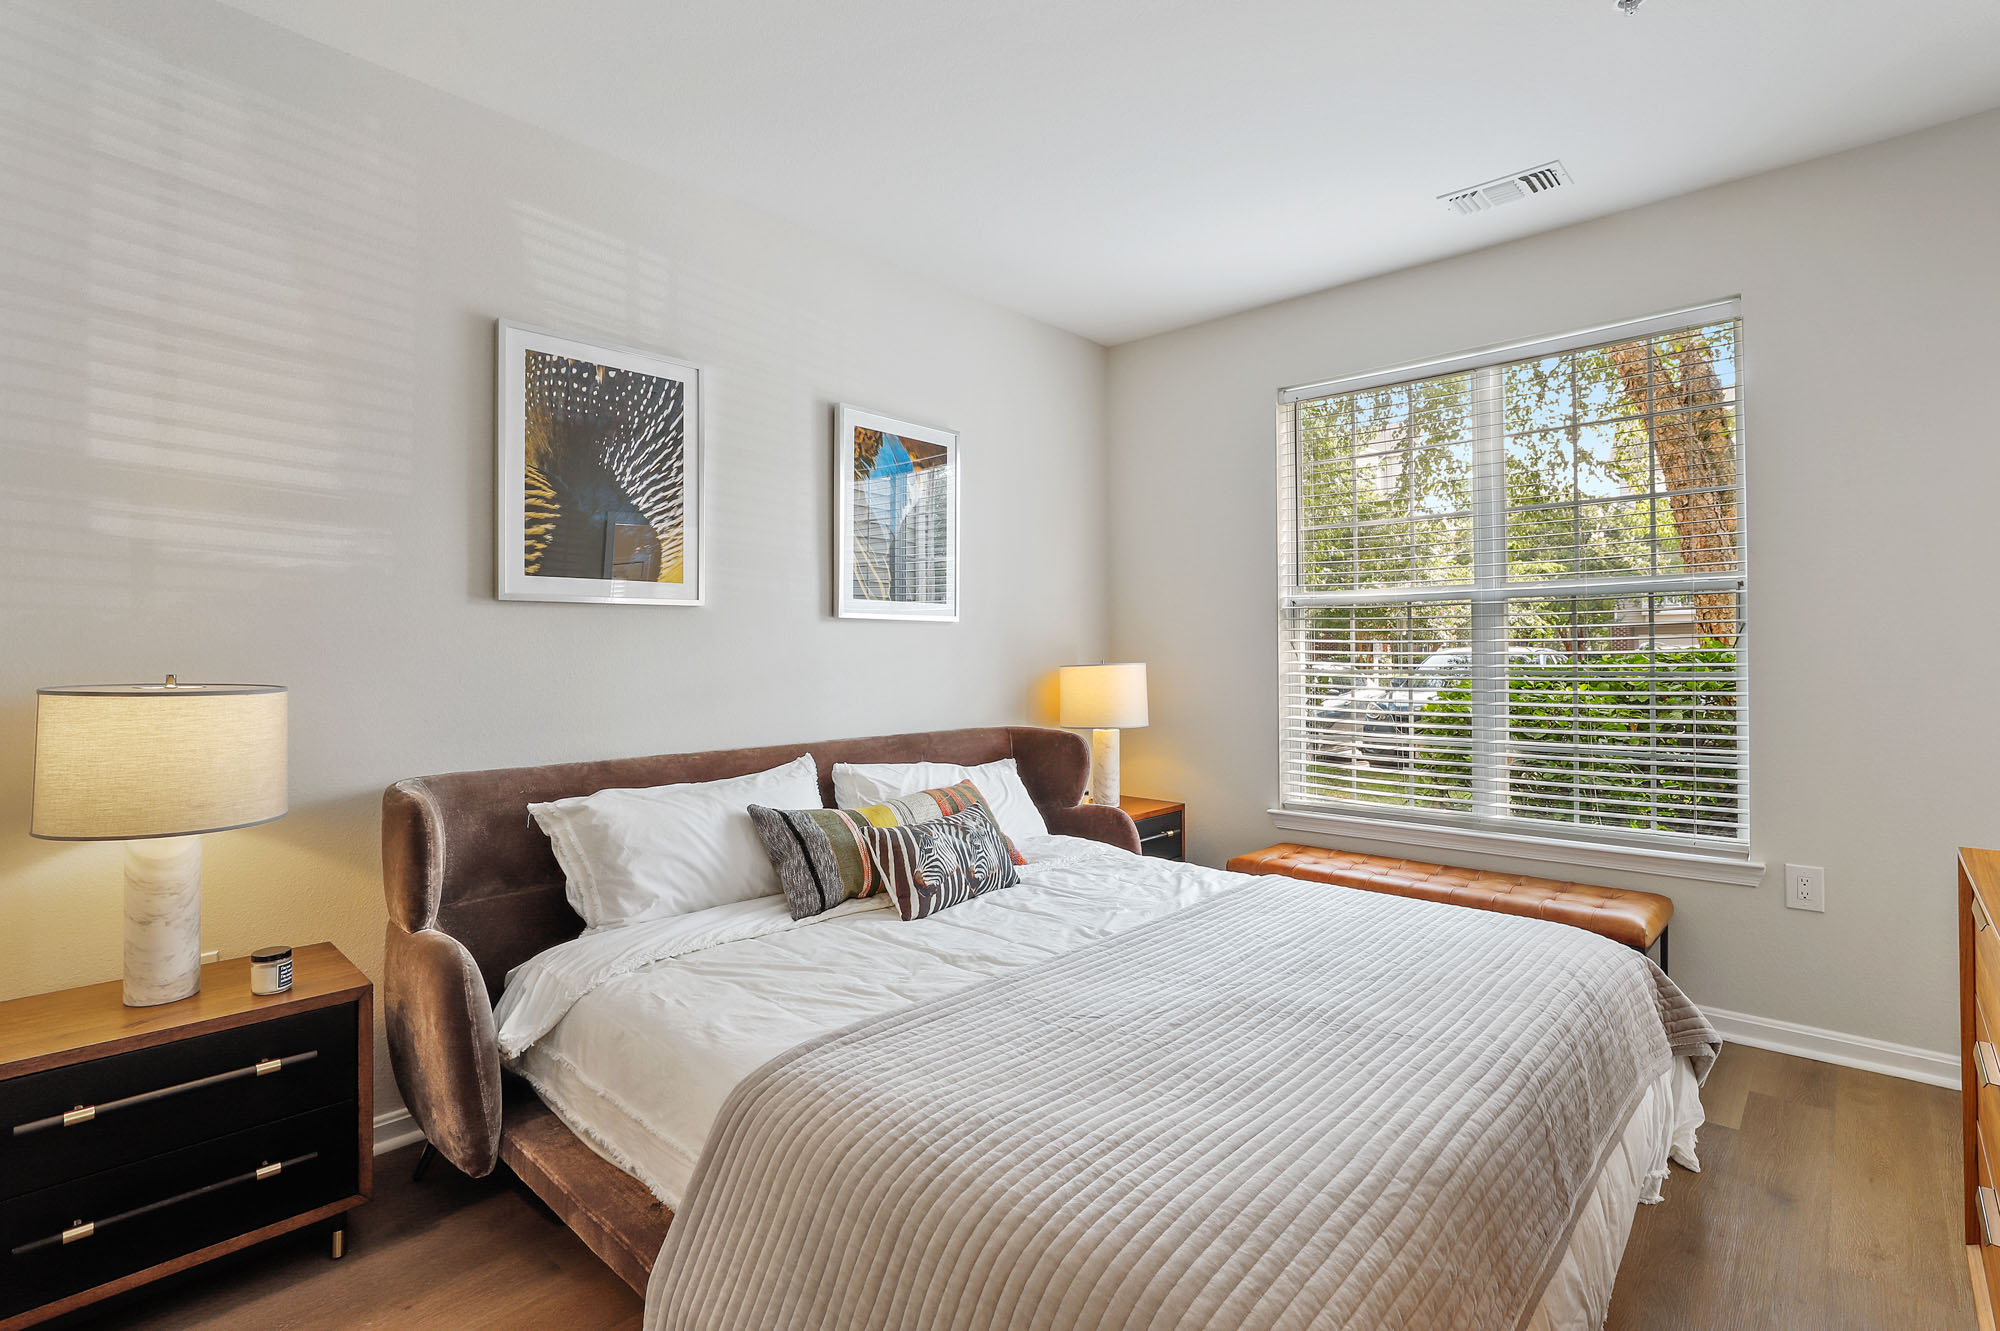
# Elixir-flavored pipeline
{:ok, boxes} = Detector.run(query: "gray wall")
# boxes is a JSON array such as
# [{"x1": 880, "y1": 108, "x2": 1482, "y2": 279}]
[
  {"x1": 1107, "y1": 108, "x2": 2000, "y2": 1060},
  {"x1": 0, "y1": 0, "x2": 1109, "y2": 1117}
]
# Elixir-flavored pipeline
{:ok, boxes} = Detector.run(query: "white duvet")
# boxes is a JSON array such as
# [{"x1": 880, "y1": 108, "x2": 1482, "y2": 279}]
[{"x1": 496, "y1": 834, "x2": 1243, "y2": 1208}]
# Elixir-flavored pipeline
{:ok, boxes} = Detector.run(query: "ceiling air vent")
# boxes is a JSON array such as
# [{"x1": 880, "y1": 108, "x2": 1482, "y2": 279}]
[{"x1": 1440, "y1": 161, "x2": 1573, "y2": 216}]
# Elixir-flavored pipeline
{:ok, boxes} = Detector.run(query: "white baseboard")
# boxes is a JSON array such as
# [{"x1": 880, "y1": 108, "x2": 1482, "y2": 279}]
[
  {"x1": 373, "y1": 1106, "x2": 426, "y2": 1156},
  {"x1": 1702, "y1": 1004, "x2": 1959, "y2": 1089}
]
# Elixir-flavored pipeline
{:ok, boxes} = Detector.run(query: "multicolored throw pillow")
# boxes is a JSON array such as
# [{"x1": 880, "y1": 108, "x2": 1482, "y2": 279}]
[
  {"x1": 747, "y1": 780, "x2": 1022, "y2": 920},
  {"x1": 860, "y1": 802, "x2": 1021, "y2": 921}
]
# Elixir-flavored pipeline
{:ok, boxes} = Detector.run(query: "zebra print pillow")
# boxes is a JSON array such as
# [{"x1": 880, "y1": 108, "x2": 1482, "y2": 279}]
[{"x1": 859, "y1": 802, "x2": 1021, "y2": 921}]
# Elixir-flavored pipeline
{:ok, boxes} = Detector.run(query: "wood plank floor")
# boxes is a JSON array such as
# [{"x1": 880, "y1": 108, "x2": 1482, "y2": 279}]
[
  {"x1": 58, "y1": 1045, "x2": 1969, "y2": 1330},
  {"x1": 1605, "y1": 1043, "x2": 1973, "y2": 1330}
]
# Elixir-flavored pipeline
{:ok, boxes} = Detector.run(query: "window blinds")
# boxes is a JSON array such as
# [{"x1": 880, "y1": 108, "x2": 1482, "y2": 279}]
[{"x1": 1276, "y1": 303, "x2": 1746, "y2": 851}]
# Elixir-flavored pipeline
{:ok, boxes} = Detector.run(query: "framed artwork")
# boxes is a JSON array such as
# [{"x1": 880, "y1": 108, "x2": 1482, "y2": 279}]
[
  {"x1": 834, "y1": 404, "x2": 959, "y2": 621},
  {"x1": 496, "y1": 321, "x2": 704, "y2": 605}
]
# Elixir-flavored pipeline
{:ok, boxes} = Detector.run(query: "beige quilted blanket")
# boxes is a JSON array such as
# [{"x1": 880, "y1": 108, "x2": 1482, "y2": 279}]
[{"x1": 646, "y1": 877, "x2": 1718, "y2": 1331}]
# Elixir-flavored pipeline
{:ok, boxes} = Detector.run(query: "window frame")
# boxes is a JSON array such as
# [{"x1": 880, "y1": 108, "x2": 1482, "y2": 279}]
[{"x1": 1273, "y1": 300, "x2": 1756, "y2": 880}]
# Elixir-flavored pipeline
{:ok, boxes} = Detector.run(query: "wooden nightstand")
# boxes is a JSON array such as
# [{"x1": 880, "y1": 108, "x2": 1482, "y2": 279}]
[
  {"x1": 1118, "y1": 797, "x2": 1186, "y2": 861},
  {"x1": 0, "y1": 943, "x2": 372, "y2": 1329}
]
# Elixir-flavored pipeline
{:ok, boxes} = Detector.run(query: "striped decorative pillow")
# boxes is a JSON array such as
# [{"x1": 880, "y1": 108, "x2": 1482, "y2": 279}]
[
  {"x1": 747, "y1": 780, "x2": 1022, "y2": 920},
  {"x1": 859, "y1": 803, "x2": 1020, "y2": 921},
  {"x1": 868, "y1": 781, "x2": 1028, "y2": 868}
]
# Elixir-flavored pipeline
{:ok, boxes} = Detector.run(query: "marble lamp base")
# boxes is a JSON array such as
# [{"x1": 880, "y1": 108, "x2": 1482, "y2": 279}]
[
  {"x1": 1087, "y1": 728, "x2": 1122, "y2": 808},
  {"x1": 122, "y1": 835, "x2": 203, "y2": 1007}
]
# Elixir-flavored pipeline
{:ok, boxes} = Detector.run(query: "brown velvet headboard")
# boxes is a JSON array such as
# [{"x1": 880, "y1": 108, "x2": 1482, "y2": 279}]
[{"x1": 380, "y1": 726, "x2": 1138, "y2": 1176}]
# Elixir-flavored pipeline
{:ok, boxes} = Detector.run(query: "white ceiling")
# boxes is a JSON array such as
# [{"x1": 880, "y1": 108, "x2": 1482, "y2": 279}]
[{"x1": 217, "y1": 0, "x2": 2000, "y2": 345}]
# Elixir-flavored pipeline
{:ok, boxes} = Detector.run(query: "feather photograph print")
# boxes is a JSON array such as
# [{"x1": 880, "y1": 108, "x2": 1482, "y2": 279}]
[{"x1": 497, "y1": 323, "x2": 704, "y2": 605}]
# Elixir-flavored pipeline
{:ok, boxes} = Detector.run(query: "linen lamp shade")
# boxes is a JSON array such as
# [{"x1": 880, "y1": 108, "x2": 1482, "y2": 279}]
[
  {"x1": 32, "y1": 683, "x2": 288, "y2": 841},
  {"x1": 30, "y1": 679, "x2": 288, "y2": 1008},
  {"x1": 1058, "y1": 663, "x2": 1147, "y2": 807},
  {"x1": 1057, "y1": 663, "x2": 1149, "y2": 731}
]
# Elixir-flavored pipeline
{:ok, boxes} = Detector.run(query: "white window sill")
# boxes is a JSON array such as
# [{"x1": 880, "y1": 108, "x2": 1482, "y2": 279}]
[{"x1": 1266, "y1": 807, "x2": 1766, "y2": 888}]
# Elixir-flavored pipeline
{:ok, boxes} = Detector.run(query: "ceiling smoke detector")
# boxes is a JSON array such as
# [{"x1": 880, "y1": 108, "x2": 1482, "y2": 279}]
[{"x1": 1438, "y1": 161, "x2": 1573, "y2": 216}]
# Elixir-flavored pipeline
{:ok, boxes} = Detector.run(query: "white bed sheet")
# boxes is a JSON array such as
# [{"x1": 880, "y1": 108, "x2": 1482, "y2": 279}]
[
  {"x1": 499, "y1": 833, "x2": 1703, "y2": 1329},
  {"x1": 505, "y1": 833, "x2": 1229, "y2": 1206},
  {"x1": 1527, "y1": 1057, "x2": 1702, "y2": 1330}
]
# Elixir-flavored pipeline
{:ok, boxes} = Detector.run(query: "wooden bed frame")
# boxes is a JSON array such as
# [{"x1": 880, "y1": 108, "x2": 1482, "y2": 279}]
[{"x1": 378, "y1": 727, "x2": 1136, "y2": 1293}]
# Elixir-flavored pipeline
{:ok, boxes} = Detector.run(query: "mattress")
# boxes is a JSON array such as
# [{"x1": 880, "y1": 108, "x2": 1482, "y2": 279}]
[{"x1": 498, "y1": 833, "x2": 1703, "y2": 1328}]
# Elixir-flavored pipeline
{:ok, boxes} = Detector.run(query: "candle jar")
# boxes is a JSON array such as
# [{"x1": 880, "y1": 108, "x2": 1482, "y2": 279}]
[{"x1": 249, "y1": 946, "x2": 293, "y2": 996}]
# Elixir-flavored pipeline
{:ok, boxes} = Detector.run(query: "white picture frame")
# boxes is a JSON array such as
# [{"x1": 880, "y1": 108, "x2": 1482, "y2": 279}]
[
  {"x1": 496, "y1": 320, "x2": 705, "y2": 605},
  {"x1": 833, "y1": 404, "x2": 959, "y2": 622}
]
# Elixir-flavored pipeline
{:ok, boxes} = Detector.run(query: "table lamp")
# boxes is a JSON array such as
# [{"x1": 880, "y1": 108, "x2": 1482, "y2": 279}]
[
  {"x1": 1058, "y1": 662, "x2": 1148, "y2": 807},
  {"x1": 31, "y1": 677, "x2": 288, "y2": 1007}
]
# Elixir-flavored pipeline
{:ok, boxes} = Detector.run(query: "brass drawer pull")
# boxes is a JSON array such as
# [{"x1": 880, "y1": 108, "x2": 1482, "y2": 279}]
[
  {"x1": 1982, "y1": 1186, "x2": 2000, "y2": 1248},
  {"x1": 1979, "y1": 1042, "x2": 1999, "y2": 1089},
  {"x1": 8, "y1": 1151, "x2": 317, "y2": 1256},
  {"x1": 10, "y1": 1050, "x2": 318, "y2": 1138}
]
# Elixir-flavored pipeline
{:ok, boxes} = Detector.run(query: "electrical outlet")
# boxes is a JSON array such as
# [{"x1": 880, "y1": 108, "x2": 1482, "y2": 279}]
[{"x1": 1784, "y1": 863, "x2": 1825, "y2": 913}]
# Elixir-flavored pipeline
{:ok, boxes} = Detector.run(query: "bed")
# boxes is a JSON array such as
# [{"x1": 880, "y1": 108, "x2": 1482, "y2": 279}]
[{"x1": 381, "y1": 726, "x2": 1716, "y2": 1330}]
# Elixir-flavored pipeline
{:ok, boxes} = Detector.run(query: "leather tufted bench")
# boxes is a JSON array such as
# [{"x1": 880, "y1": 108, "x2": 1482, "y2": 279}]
[{"x1": 1225, "y1": 843, "x2": 1674, "y2": 971}]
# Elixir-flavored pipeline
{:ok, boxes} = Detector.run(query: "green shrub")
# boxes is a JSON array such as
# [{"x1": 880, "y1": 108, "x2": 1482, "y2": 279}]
[{"x1": 1411, "y1": 650, "x2": 1740, "y2": 836}]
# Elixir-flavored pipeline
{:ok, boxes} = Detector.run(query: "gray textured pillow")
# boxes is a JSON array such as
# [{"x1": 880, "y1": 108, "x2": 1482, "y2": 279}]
[{"x1": 746, "y1": 804, "x2": 885, "y2": 920}]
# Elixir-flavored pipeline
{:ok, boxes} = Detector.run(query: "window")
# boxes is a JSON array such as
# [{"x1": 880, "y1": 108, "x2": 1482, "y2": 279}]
[{"x1": 1276, "y1": 303, "x2": 1746, "y2": 855}]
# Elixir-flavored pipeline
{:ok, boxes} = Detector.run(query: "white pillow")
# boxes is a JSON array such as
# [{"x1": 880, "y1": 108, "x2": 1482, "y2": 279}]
[
  {"x1": 529, "y1": 755, "x2": 821, "y2": 930},
  {"x1": 831, "y1": 758, "x2": 1050, "y2": 842}
]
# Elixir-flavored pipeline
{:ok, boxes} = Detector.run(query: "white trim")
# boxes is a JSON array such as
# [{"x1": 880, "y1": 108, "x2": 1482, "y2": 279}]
[
  {"x1": 1702, "y1": 1004, "x2": 1959, "y2": 1090},
  {"x1": 1268, "y1": 807, "x2": 1766, "y2": 887},
  {"x1": 374, "y1": 1106, "x2": 426, "y2": 1156},
  {"x1": 1280, "y1": 298, "x2": 1742, "y2": 403}
]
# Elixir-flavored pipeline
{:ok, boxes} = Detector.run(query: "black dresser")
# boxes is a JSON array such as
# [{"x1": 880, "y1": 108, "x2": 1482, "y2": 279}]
[
  {"x1": 1118, "y1": 797, "x2": 1186, "y2": 862},
  {"x1": 0, "y1": 944, "x2": 372, "y2": 1328}
]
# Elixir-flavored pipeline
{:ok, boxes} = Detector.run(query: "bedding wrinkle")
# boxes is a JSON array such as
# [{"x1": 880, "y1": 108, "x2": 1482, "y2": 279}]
[{"x1": 501, "y1": 835, "x2": 1215, "y2": 1206}]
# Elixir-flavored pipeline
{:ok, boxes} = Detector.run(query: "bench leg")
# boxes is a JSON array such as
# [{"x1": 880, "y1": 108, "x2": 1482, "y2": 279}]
[{"x1": 1655, "y1": 926, "x2": 1669, "y2": 975}]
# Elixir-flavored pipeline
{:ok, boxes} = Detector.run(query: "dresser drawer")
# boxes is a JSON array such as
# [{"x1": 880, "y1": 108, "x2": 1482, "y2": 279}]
[
  {"x1": 0, "y1": 1003, "x2": 358, "y2": 1200},
  {"x1": 1980, "y1": 1064, "x2": 2000, "y2": 1190},
  {"x1": 1982, "y1": 1131, "x2": 1997, "y2": 1227},
  {"x1": 0, "y1": 1101, "x2": 355, "y2": 1318},
  {"x1": 1980, "y1": 928, "x2": 2000, "y2": 1054}
]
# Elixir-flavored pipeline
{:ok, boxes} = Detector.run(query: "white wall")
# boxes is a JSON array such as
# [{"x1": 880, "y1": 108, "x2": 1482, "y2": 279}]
[
  {"x1": 0, "y1": 0, "x2": 1109, "y2": 1118},
  {"x1": 1108, "y1": 108, "x2": 2000, "y2": 1060}
]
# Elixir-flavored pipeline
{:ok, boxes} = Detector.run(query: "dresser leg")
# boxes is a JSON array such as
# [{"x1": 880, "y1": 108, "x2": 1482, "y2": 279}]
[{"x1": 330, "y1": 1226, "x2": 345, "y2": 1260}]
